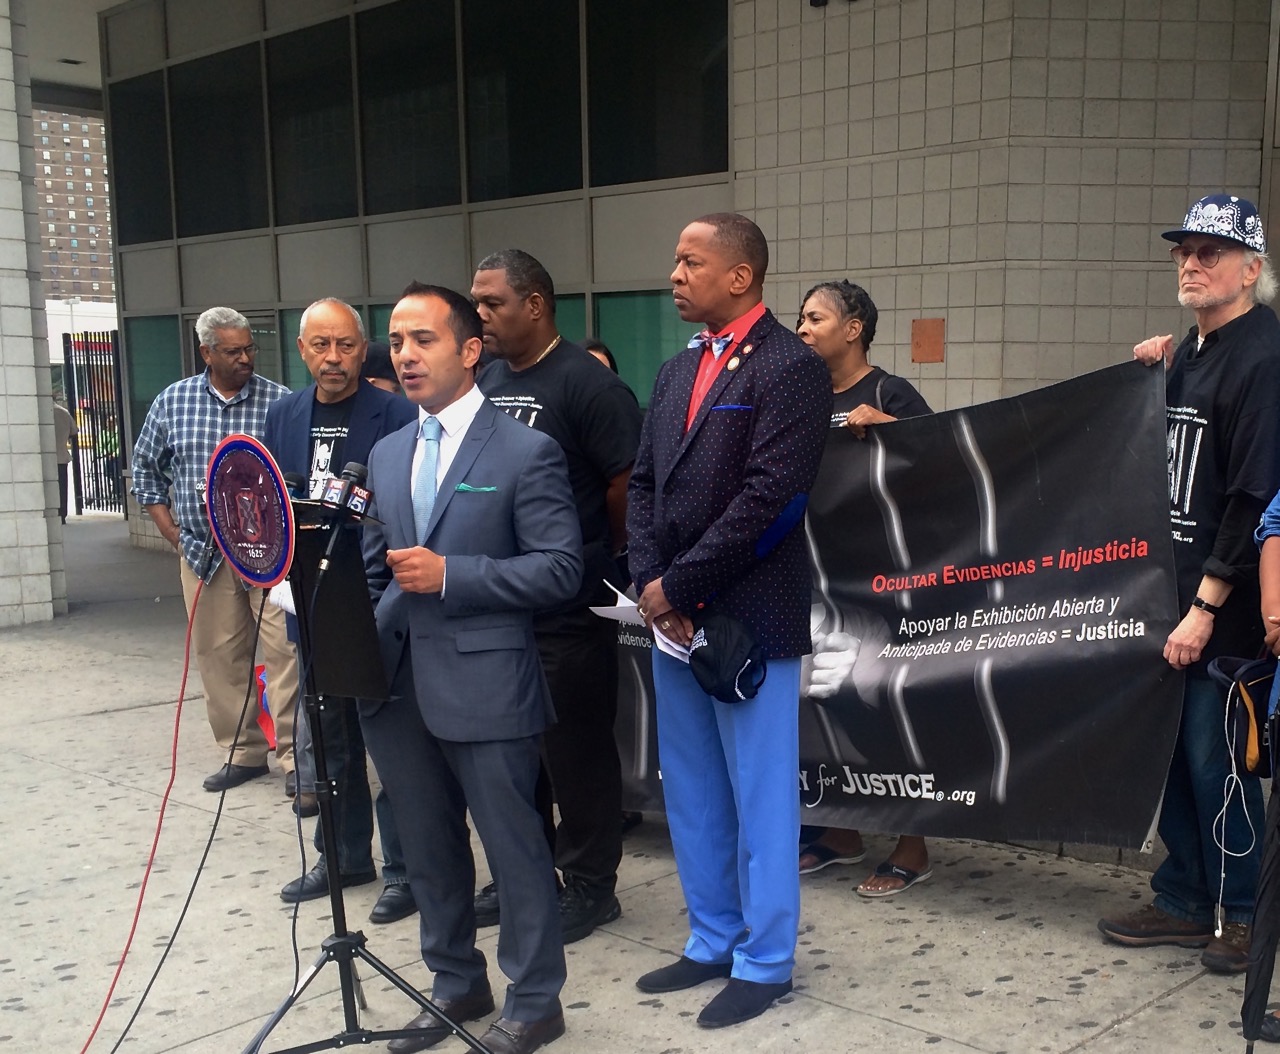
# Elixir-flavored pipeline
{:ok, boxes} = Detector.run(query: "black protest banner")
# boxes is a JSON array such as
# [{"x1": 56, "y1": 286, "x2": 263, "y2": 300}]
[{"x1": 614, "y1": 360, "x2": 1182, "y2": 848}]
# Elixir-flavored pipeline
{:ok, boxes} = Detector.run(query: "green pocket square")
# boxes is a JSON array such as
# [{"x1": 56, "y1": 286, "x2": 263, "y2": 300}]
[{"x1": 455, "y1": 483, "x2": 498, "y2": 492}]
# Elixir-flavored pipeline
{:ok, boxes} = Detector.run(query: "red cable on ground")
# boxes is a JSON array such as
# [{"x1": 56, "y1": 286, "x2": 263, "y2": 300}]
[{"x1": 76, "y1": 577, "x2": 203, "y2": 1054}]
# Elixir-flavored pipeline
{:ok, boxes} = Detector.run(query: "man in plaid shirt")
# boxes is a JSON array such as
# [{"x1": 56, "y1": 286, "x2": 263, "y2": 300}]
[{"x1": 131, "y1": 306, "x2": 300, "y2": 795}]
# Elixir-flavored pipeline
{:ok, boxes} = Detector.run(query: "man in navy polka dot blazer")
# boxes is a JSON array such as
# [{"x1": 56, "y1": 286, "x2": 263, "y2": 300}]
[{"x1": 626, "y1": 213, "x2": 833, "y2": 1030}]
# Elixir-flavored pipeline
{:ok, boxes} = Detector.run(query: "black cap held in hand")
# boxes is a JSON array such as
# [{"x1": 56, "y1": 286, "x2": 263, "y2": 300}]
[{"x1": 689, "y1": 613, "x2": 768, "y2": 704}]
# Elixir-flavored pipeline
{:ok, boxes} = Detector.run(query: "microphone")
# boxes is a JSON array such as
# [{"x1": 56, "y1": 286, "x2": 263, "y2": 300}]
[
  {"x1": 343, "y1": 482, "x2": 373, "y2": 519},
  {"x1": 317, "y1": 462, "x2": 368, "y2": 575},
  {"x1": 320, "y1": 462, "x2": 366, "y2": 513},
  {"x1": 283, "y1": 472, "x2": 305, "y2": 498}
]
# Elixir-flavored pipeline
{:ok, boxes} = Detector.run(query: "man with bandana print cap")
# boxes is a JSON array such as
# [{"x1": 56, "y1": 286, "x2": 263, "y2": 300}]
[{"x1": 1099, "y1": 194, "x2": 1280, "y2": 975}]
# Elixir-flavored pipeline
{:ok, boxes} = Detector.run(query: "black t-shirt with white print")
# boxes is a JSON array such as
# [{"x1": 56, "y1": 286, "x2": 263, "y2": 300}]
[
  {"x1": 479, "y1": 340, "x2": 643, "y2": 609},
  {"x1": 307, "y1": 391, "x2": 356, "y2": 499},
  {"x1": 829, "y1": 366, "x2": 932, "y2": 428},
  {"x1": 1165, "y1": 303, "x2": 1280, "y2": 666}
]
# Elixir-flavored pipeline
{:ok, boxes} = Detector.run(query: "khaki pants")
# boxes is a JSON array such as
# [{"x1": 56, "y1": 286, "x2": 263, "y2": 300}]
[{"x1": 180, "y1": 558, "x2": 299, "y2": 771}]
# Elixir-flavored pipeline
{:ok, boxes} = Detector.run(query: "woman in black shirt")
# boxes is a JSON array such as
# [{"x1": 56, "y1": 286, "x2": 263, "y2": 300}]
[{"x1": 795, "y1": 279, "x2": 933, "y2": 898}]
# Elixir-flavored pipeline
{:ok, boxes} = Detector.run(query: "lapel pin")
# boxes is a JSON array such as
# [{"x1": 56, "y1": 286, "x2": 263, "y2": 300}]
[{"x1": 726, "y1": 356, "x2": 740, "y2": 371}]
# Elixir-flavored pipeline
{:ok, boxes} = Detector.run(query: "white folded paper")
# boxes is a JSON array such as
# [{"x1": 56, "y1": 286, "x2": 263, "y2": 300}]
[
  {"x1": 588, "y1": 581, "x2": 645, "y2": 626},
  {"x1": 267, "y1": 580, "x2": 296, "y2": 615},
  {"x1": 652, "y1": 624, "x2": 691, "y2": 664},
  {"x1": 589, "y1": 581, "x2": 690, "y2": 663}
]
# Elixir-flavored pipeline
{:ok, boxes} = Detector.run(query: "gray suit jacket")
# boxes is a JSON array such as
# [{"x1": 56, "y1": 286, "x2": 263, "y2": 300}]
[{"x1": 362, "y1": 396, "x2": 583, "y2": 741}]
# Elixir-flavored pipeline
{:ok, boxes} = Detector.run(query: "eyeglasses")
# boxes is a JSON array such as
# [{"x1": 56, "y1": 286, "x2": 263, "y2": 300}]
[
  {"x1": 217, "y1": 343, "x2": 259, "y2": 358},
  {"x1": 1169, "y1": 244, "x2": 1235, "y2": 269}
]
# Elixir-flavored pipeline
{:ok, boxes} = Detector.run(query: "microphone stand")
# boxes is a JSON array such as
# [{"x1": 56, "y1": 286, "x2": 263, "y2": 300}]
[{"x1": 242, "y1": 506, "x2": 492, "y2": 1054}]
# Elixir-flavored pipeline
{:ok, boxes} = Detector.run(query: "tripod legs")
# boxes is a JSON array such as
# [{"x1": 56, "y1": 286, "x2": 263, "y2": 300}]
[
  {"x1": 239, "y1": 687, "x2": 493, "y2": 1054},
  {"x1": 240, "y1": 944, "x2": 330, "y2": 1054},
  {"x1": 241, "y1": 931, "x2": 494, "y2": 1054},
  {"x1": 352, "y1": 959, "x2": 368, "y2": 1012}
]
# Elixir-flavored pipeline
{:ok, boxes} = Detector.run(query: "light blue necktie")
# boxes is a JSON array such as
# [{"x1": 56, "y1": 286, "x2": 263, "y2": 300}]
[{"x1": 412, "y1": 416, "x2": 442, "y2": 543}]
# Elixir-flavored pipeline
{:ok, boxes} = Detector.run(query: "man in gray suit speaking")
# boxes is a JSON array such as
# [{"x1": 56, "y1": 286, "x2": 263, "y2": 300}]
[{"x1": 360, "y1": 282, "x2": 583, "y2": 1054}]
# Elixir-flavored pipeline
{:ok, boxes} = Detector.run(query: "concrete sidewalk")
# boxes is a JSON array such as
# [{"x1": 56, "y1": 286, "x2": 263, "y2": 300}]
[{"x1": 3, "y1": 516, "x2": 1266, "y2": 1054}]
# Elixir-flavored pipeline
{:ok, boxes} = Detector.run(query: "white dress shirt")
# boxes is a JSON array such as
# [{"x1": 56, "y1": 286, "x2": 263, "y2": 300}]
[
  {"x1": 411, "y1": 382, "x2": 485, "y2": 498},
  {"x1": 409, "y1": 383, "x2": 485, "y2": 596}
]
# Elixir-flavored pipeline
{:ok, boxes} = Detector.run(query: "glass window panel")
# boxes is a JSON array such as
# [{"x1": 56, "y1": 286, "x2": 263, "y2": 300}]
[
  {"x1": 556, "y1": 293, "x2": 585, "y2": 345},
  {"x1": 124, "y1": 315, "x2": 182, "y2": 441},
  {"x1": 170, "y1": 45, "x2": 269, "y2": 237},
  {"x1": 268, "y1": 18, "x2": 358, "y2": 226},
  {"x1": 463, "y1": 0, "x2": 581, "y2": 202},
  {"x1": 367, "y1": 303, "x2": 394, "y2": 342},
  {"x1": 107, "y1": 72, "x2": 172, "y2": 244},
  {"x1": 247, "y1": 315, "x2": 284, "y2": 386},
  {"x1": 594, "y1": 291, "x2": 698, "y2": 406},
  {"x1": 278, "y1": 308, "x2": 311, "y2": 390},
  {"x1": 358, "y1": 0, "x2": 460, "y2": 214},
  {"x1": 587, "y1": 0, "x2": 727, "y2": 187}
]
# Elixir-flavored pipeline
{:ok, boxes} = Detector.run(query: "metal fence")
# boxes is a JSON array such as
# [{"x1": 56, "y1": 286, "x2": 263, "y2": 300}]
[{"x1": 63, "y1": 330, "x2": 126, "y2": 517}]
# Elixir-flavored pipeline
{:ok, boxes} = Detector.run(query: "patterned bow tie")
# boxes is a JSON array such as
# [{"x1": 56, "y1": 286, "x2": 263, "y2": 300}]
[{"x1": 688, "y1": 332, "x2": 734, "y2": 355}]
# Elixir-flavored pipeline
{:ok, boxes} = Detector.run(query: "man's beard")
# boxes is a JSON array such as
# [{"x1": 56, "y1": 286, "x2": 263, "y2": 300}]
[{"x1": 1178, "y1": 287, "x2": 1238, "y2": 310}]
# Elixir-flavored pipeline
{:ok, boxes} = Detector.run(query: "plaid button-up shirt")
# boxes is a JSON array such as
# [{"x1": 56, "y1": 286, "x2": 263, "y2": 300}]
[{"x1": 131, "y1": 370, "x2": 290, "y2": 581}]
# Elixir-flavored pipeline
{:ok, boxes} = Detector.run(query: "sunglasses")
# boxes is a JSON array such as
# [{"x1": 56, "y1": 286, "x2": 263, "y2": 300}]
[{"x1": 1169, "y1": 244, "x2": 1237, "y2": 269}]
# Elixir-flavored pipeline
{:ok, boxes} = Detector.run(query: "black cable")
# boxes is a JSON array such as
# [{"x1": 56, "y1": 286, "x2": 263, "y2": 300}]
[
  {"x1": 106, "y1": 586, "x2": 270, "y2": 1054},
  {"x1": 111, "y1": 518, "x2": 359, "y2": 1050}
]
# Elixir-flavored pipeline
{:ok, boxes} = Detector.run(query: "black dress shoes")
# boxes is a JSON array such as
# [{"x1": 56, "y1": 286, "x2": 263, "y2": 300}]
[
  {"x1": 558, "y1": 877, "x2": 621, "y2": 943},
  {"x1": 386, "y1": 985, "x2": 495, "y2": 1054},
  {"x1": 280, "y1": 859, "x2": 377, "y2": 903},
  {"x1": 474, "y1": 881, "x2": 500, "y2": 927},
  {"x1": 635, "y1": 956, "x2": 732, "y2": 993},
  {"x1": 369, "y1": 883, "x2": 418, "y2": 924},
  {"x1": 292, "y1": 792, "x2": 319, "y2": 818},
  {"x1": 284, "y1": 770, "x2": 298, "y2": 797},
  {"x1": 476, "y1": 1011, "x2": 565, "y2": 1054},
  {"x1": 203, "y1": 763, "x2": 269, "y2": 792},
  {"x1": 696, "y1": 977, "x2": 793, "y2": 1028}
]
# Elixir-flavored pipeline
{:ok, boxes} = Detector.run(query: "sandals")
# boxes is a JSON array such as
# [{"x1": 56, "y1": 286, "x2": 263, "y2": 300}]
[
  {"x1": 798, "y1": 841, "x2": 867, "y2": 875},
  {"x1": 856, "y1": 860, "x2": 933, "y2": 898}
]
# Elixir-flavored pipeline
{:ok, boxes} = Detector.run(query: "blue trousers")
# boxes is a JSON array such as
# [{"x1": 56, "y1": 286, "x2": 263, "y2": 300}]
[
  {"x1": 1151, "y1": 673, "x2": 1264, "y2": 925},
  {"x1": 360, "y1": 658, "x2": 566, "y2": 1021},
  {"x1": 652, "y1": 650, "x2": 800, "y2": 984}
]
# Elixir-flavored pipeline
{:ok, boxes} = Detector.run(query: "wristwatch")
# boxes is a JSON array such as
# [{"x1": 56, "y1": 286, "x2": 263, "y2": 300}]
[{"x1": 1191, "y1": 596, "x2": 1221, "y2": 615}]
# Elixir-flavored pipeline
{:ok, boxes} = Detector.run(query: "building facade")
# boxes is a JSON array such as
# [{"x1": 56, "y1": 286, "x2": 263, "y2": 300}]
[
  {"x1": 3, "y1": 0, "x2": 1278, "y2": 621},
  {"x1": 1, "y1": 0, "x2": 65, "y2": 625},
  {"x1": 99, "y1": 0, "x2": 1280, "y2": 438},
  {"x1": 33, "y1": 107, "x2": 115, "y2": 303},
  {"x1": 101, "y1": 0, "x2": 733, "y2": 498}
]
